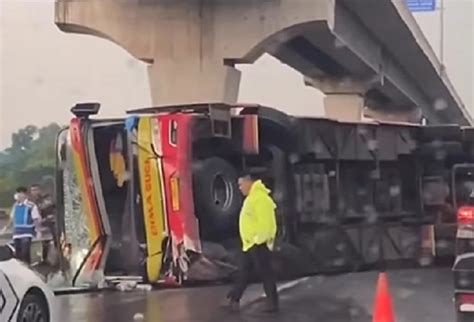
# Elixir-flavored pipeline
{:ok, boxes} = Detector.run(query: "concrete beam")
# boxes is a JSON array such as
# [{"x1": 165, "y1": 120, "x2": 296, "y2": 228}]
[
  {"x1": 340, "y1": 0, "x2": 472, "y2": 125},
  {"x1": 55, "y1": 0, "x2": 470, "y2": 124},
  {"x1": 364, "y1": 107, "x2": 423, "y2": 124},
  {"x1": 327, "y1": 2, "x2": 440, "y2": 123},
  {"x1": 304, "y1": 75, "x2": 370, "y2": 95},
  {"x1": 55, "y1": 0, "x2": 331, "y2": 106}
]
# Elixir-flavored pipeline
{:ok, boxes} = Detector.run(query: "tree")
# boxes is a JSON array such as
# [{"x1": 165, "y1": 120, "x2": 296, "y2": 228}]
[
  {"x1": 10, "y1": 125, "x2": 37, "y2": 152},
  {"x1": 0, "y1": 123, "x2": 62, "y2": 208}
]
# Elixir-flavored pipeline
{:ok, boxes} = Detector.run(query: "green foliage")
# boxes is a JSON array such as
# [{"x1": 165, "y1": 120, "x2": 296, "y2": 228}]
[{"x1": 0, "y1": 123, "x2": 62, "y2": 207}]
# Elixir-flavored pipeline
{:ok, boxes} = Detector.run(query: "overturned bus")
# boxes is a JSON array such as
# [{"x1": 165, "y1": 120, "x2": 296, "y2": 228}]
[{"x1": 55, "y1": 102, "x2": 474, "y2": 288}]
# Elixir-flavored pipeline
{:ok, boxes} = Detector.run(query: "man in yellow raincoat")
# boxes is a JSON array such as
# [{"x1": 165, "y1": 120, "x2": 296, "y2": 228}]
[{"x1": 227, "y1": 172, "x2": 279, "y2": 313}]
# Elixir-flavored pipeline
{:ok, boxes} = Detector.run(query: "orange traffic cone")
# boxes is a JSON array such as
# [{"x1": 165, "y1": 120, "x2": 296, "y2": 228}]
[{"x1": 372, "y1": 272, "x2": 395, "y2": 322}]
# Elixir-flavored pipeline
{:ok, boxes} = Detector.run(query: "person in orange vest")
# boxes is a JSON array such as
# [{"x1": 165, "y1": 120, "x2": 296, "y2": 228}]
[{"x1": 227, "y1": 172, "x2": 279, "y2": 313}]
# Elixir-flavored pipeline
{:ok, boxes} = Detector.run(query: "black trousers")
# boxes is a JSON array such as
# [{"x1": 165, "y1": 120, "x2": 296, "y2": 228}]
[
  {"x1": 42, "y1": 220, "x2": 57, "y2": 262},
  {"x1": 229, "y1": 244, "x2": 278, "y2": 305},
  {"x1": 14, "y1": 237, "x2": 32, "y2": 264}
]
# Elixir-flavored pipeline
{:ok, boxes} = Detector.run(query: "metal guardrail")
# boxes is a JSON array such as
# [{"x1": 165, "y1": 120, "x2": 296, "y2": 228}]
[
  {"x1": 0, "y1": 231, "x2": 54, "y2": 267},
  {"x1": 0, "y1": 232, "x2": 53, "y2": 243}
]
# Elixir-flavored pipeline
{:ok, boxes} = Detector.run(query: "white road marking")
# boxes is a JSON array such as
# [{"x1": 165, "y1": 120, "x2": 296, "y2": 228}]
[{"x1": 250, "y1": 277, "x2": 309, "y2": 302}]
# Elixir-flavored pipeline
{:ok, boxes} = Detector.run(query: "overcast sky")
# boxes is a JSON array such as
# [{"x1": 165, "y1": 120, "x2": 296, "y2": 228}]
[{"x1": 0, "y1": 0, "x2": 473, "y2": 149}]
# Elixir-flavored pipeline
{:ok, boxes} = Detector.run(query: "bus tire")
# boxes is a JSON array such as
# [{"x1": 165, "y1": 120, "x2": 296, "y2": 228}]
[{"x1": 193, "y1": 157, "x2": 242, "y2": 239}]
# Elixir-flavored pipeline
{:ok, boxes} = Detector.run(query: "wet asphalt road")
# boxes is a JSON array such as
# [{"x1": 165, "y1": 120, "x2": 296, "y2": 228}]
[{"x1": 56, "y1": 267, "x2": 455, "y2": 322}]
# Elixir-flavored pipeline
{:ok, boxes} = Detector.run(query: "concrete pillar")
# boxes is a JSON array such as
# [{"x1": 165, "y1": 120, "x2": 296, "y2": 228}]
[
  {"x1": 324, "y1": 94, "x2": 365, "y2": 122},
  {"x1": 305, "y1": 76, "x2": 369, "y2": 122},
  {"x1": 147, "y1": 59, "x2": 241, "y2": 106},
  {"x1": 55, "y1": 0, "x2": 332, "y2": 107}
]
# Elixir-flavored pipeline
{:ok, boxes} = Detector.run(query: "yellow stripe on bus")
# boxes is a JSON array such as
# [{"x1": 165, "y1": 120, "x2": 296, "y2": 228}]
[{"x1": 138, "y1": 117, "x2": 166, "y2": 283}]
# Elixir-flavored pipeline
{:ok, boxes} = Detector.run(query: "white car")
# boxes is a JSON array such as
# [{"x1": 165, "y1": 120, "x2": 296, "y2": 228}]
[{"x1": 0, "y1": 245, "x2": 56, "y2": 322}]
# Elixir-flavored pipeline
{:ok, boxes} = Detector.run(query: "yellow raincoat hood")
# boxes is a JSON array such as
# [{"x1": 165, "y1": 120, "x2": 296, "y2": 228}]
[{"x1": 239, "y1": 180, "x2": 277, "y2": 252}]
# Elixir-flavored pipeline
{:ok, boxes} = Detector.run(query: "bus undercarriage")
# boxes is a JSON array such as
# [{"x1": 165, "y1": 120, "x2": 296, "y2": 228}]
[{"x1": 54, "y1": 103, "x2": 471, "y2": 288}]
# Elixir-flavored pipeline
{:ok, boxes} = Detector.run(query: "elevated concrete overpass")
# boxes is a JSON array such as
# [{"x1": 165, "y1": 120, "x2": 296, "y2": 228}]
[{"x1": 55, "y1": 0, "x2": 472, "y2": 125}]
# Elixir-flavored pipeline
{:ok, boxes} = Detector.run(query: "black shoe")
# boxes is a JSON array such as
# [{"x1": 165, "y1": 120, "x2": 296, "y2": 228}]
[
  {"x1": 261, "y1": 301, "x2": 279, "y2": 313},
  {"x1": 228, "y1": 300, "x2": 240, "y2": 313}
]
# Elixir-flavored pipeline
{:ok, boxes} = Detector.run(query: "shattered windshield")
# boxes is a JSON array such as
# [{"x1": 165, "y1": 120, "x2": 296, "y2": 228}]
[{"x1": 58, "y1": 129, "x2": 94, "y2": 285}]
